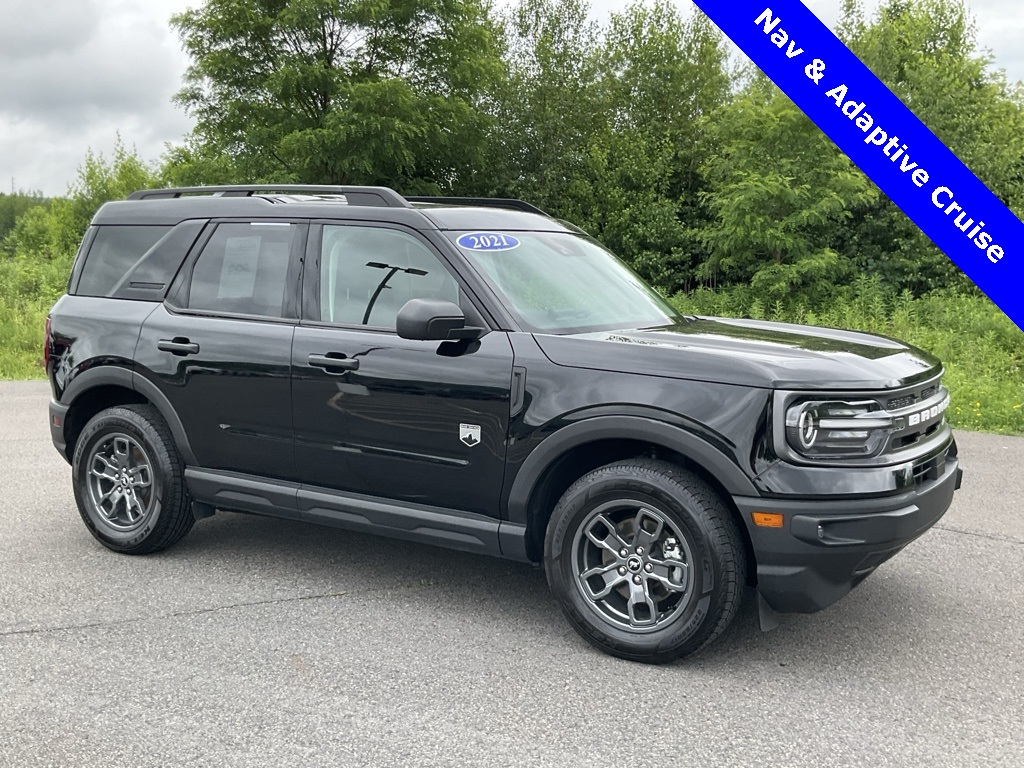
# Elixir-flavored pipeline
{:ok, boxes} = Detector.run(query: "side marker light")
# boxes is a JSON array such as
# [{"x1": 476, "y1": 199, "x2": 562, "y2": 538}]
[{"x1": 752, "y1": 512, "x2": 785, "y2": 528}]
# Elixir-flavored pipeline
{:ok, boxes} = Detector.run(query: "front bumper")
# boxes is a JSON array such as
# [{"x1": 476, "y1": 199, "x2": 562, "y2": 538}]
[{"x1": 734, "y1": 449, "x2": 962, "y2": 613}]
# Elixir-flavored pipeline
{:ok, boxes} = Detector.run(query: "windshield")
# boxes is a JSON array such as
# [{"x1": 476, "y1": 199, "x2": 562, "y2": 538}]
[{"x1": 447, "y1": 231, "x2": 681, "y2": 333}]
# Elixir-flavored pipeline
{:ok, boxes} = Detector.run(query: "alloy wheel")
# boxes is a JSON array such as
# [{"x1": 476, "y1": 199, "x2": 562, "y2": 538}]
[
  {"x1": 571, "y1": 500, "x2": 695, "y2": 632},
  {"x1": 86, "y1": 433, "x2": 156, "y2": 531}
]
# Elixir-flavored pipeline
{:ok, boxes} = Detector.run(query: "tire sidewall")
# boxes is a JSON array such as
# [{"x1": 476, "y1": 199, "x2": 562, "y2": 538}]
[
  {"x1": 546, "y1": 469, "x2": 730, "y2": 658},
  {"x1": 72, "y1": 409, "x2": 170, "y2": 551}
]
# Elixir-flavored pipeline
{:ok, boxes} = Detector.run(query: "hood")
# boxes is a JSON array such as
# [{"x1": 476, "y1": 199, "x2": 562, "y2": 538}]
[{"x1": 533, "y1": 317, "x2": 942, "y2": 390}]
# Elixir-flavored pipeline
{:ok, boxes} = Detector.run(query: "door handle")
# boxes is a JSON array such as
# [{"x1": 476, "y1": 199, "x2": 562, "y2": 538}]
[
  {"x1": 308, "y1": 353, "x2": 360, "y2": 373},
  {"x1": 157, "y1": 338, "x2": 200, "y2": 356}
]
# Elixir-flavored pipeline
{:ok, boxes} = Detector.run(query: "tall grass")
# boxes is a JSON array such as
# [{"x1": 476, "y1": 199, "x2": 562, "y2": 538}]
[
  {"x1": 672, "y1": 276, "x2": 1024, "y2": 434},
  {"x1": 0, "y1": 257, "x2": 69, "y2": 378}
]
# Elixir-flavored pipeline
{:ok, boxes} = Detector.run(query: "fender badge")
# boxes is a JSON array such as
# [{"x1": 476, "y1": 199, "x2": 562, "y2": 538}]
[{"x1": 459, "y1": 424, "x2": 481, "y2": 447}]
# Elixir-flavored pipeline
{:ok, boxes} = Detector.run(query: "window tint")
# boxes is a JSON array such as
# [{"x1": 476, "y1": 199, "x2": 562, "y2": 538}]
[
  {"x1": 320, "y1": 226, "x2": 460, "y2": 328},
  {"x1": 104, "y1": 221, "x2": 207, "y2": 301},
  {"x1": 188, "y1": 222, "x2": 298, "y2": 318},
  {"x1": 77, "y1": 226, "x2": 172, "y2": 297}
]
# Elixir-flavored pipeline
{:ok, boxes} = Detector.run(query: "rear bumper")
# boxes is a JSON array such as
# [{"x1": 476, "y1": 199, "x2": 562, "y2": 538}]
[
  {"x1": 48, "y1": 399, "x2": 71, "y2": 463},
  {"x1": 734, "y1": 452, "x2": 962, "y2": 613}
]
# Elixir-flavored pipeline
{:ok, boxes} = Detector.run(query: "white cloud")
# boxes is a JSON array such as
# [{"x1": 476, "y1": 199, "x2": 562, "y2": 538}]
[
  {"x1": 0, "y1": 0, "x2": 101, "y2": 58},
  {"x1": 0, "y1": 0, "x2": 1020, "y2": 197},
  {"x1": 0, "y1": 0, "x2": 195, "y2": 196}
]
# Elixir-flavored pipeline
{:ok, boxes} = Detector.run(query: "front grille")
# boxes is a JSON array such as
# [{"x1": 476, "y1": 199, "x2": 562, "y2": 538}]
[
  {"x1": 887, "y1": 394, "x2": 915, "y2": 410},
  {"x1": 874, "y1": 376, "x2": 949, "y2": 457},
  {"x1": 886, "y1": 384, "x2": 937, "y2": 412},
  {"x1": 809, "y1": 374, "x2": 951, "y2": 463},
  {"x1": 894, "y1": 421, "x2": 941, "y2": 449}
]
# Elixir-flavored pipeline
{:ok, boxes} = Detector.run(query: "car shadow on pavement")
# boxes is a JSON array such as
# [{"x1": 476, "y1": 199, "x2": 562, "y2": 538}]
[{"x1": 167, "y1": 509, "x2": 929, "y2": 669}]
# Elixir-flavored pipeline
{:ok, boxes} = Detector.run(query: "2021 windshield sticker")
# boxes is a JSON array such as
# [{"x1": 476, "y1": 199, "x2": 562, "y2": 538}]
[
  {"x1": 456, "y1": 233, "x2": 521, "y2": 252},
  {"x1": 690, "y1": 0, "x2": 1024, "y2": 331}
]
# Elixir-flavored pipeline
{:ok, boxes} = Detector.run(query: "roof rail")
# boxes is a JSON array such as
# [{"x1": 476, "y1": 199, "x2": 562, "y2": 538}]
[
  {"x1": 127, "y1": 185, "x2": 412, "y2": 208},
  {"x1": 405, "y1": 196, "x2": 550, "y2": 217}
]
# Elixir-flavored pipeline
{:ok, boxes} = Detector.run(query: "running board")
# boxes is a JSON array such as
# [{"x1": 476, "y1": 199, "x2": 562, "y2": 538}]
[{"x1": 184, "y1": 467, "x2": 506, "y2": 557}]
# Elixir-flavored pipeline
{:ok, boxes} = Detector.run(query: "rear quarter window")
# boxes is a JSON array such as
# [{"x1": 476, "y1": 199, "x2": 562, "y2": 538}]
[{"x1": 76, "y1": 226, "x2": 173, "y2": 298}]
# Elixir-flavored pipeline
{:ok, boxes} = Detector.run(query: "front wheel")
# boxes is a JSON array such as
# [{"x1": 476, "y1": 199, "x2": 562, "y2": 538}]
[{"x1": 544, "y1": 459, "x2": 746, "y2": 663}]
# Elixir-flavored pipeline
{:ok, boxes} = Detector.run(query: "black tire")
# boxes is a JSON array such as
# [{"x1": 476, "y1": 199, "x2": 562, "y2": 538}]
[
  {"x1": 544, "y1": 459, "x2": 746, "y2": 663},
  {"x1": 72, "y1": 405, "x2": 194, "y2": 555}
]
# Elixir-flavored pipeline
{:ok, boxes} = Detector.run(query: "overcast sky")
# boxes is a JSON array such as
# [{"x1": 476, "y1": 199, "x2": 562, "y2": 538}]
[{"x1": 1, "y1": 0, "x2": 1021, "y2": 197}]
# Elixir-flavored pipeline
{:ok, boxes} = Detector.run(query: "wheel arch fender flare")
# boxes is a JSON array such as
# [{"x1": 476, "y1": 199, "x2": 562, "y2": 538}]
[
  {"x1": 130, "y1": 373, "x2": 198, "y2": 465},
  {"x1": 505, "y1": 415, "x2": 758, "y2": 528},
  {"x1": 60, "y1": 365, "x2": 198, "y2": 465}
]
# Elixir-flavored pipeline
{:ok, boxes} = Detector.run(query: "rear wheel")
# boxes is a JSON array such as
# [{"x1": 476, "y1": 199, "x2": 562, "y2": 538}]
[
  {"x1": 72, "y1": 405, "x2": 194, "y2": 554},
  {"x1": 544, "y1": 459, "x2": 745, "y2": 663}
]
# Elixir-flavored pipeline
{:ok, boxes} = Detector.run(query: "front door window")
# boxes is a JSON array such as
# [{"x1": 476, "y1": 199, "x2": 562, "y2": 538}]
[{"x1": 319, "y1": 225, "x2": 460, "y2": 328}]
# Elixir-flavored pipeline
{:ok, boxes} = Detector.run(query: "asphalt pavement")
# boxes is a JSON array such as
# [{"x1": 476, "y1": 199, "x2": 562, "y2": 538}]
[{"x1": 1, "y1": 380, "x2": 1021, "y2": 767}]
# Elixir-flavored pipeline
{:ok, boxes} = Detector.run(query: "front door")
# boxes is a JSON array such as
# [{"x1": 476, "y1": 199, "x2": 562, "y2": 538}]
[{"x1": 291, "y1": 222, "x2": 513, "y2": 518}]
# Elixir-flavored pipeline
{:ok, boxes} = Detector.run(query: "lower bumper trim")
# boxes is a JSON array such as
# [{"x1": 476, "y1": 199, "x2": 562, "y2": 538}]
[{"x1": 735, "y1": 454, "x2": 960, "y2": 613}]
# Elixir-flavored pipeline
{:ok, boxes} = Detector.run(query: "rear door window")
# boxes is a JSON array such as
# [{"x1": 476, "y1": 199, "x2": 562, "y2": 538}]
[{"x1": 187, "y1": 222, "x2": 300, "y2": 318}]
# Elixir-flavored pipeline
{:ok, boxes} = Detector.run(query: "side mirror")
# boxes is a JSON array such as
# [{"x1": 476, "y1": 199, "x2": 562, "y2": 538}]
[{"x1": 396, "y1": 298, "x2": 484, "y2": 341}]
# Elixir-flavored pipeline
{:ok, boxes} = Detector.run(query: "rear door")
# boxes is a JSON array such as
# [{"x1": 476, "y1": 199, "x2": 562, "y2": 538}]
[
  {"x1": 291, "y1": 222, "x2": 514, "y2": 518},
  {"x1": 135, "y1": 220, "x2": 306, "y2": 481}
]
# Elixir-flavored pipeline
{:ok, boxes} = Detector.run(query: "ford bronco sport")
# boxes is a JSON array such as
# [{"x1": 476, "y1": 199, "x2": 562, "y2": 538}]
[{"x1": 46, "y1": 185, "x2": 963, "y2": 662}]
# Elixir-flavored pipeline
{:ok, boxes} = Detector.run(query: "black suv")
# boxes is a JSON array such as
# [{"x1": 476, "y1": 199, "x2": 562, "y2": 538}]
[{"x1": 46, "y1": 185, "x2": 962, "y2": 662}]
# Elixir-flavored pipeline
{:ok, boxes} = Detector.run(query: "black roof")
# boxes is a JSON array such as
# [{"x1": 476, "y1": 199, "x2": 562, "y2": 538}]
[{"x1": 95, "y1": 185, "x2": 573, "y2": 232}]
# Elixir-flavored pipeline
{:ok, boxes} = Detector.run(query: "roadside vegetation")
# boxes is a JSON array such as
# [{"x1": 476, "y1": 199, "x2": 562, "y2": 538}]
[{"x1": 0, "y1": 0, "x2": 1021, "y2": 432}]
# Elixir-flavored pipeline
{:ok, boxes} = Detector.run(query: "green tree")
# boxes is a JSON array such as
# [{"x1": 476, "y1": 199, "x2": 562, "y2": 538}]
[
  {"x1": 4, "y1": 138, "x2": 156, "y2": 261},
  {"x1": 839, "y1": 0, "x2": 1024, "y2": 292},
  {"x1": 0, "y1": 192, "x2": 47, "y2": 250},
  {"x1": 477, "y1": 0, "x2": 730, "y2": 292},
  {"x1": 582, "y1": 1, "x2": 730, "y2": 290},
  {"x1": 698, "y1": 0, "x2": 1024, "y2": 300},
  {"x1": 600, "y1": 2, "x2": 728, "y2": 141},
  {"x1": 699, "y1": 82, "x2": 876, "y2": 303},
  {"x1": 169, "y1": 0, "x2": 502, "y2": 192},
  {"x1": 470, "y1": 0, "x2": 603, "y2": 208}
]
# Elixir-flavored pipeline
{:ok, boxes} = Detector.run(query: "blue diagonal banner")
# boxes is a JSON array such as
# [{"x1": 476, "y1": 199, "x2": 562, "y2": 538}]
[{"x1": 692, "y1": 0, "x2": 1024, "y2": 330}]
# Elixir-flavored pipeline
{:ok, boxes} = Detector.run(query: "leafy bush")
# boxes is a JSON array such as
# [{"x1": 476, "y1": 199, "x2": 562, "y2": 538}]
[
  {"x1": 0, "y1": 139, "x2": 154, "y2": 379},
  {"x1": 0, "y1": 256, "x2": 67, "y2": 378},
  {"x1": 0, "y1": 192, "x2": 48, "y2": 250}
]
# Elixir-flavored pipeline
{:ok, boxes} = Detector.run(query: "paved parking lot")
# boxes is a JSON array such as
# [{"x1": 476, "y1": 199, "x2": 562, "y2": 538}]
[{"x1": 1, "y1": 380, "x2": 1022, "y2": 767}]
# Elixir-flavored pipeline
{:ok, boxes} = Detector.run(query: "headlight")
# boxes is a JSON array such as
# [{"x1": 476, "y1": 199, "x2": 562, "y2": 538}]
[{"x1": 785, "y1": 400, "x2": 894, "y2": 459}]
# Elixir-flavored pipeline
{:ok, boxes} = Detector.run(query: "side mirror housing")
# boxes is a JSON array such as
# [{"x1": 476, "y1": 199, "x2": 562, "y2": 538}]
[{"x1": 396, "y1": 299, "x2": 484, "y2": 341}]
